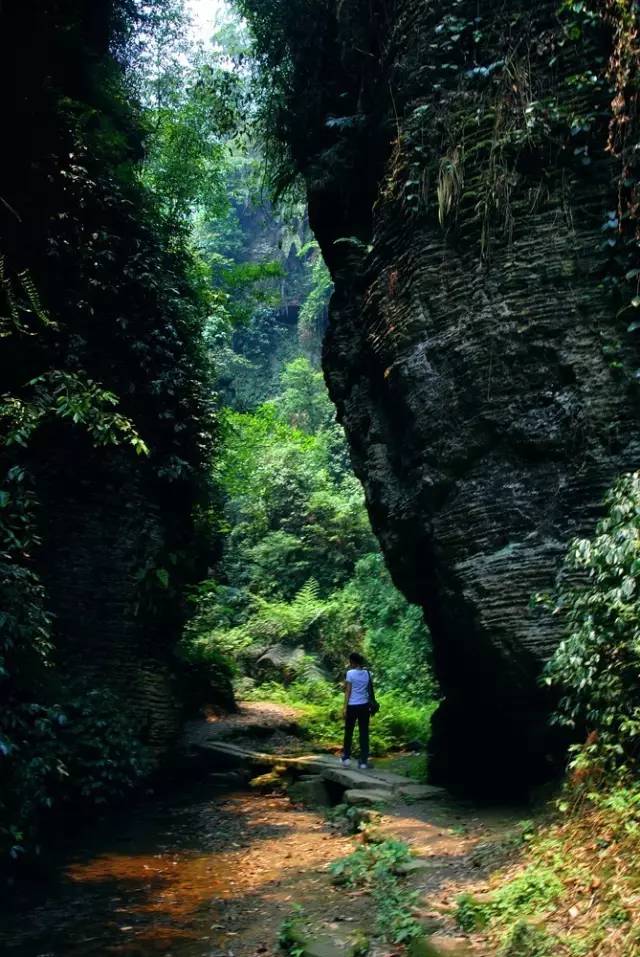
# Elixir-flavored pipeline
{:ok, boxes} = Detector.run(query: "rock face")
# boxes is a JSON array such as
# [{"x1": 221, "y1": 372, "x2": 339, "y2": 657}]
[{"x1": 254, "y1": 0, "x2": 640, "y2": 792}]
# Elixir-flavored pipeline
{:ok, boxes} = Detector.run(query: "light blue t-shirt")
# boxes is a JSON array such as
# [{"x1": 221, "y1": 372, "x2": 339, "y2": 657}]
[{"x1": 346, "y1": 668, "x2": 370, "y2": 705}]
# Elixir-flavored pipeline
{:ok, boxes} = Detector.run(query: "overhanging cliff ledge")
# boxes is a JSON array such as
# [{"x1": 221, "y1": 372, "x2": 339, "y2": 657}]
[{"x1": 238, "y1": 0, "x2": 640, "y2": 794}]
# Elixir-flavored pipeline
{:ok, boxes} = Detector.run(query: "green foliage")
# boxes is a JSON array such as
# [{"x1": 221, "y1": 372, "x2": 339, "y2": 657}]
[
  {"x1": 0, "y1": 292, "x2": 154, "y2": 861},
  {"x1": 376, "y1": 752, "x2": 428, "y2": 781},
  {"x1": 234, "y1": 0, "x2": 338, "y2": 195},
  {"x1": 245, "y1": 679, "x2": 432, "y2": 756},
  {"x1": 2, "y1": 372, "x2": 149, "y2": 454},
  {"x1": 0, "y1": 0, "x2": 222, "y2": 865},
  {"x1": 374, "y1": 878, "x2": 423, "y2": 945},
  {"x1": 456, "y1": 867, "x2": 563, "y2": 933},
  {"x1": 330, "y1": 839, "x2": 412, "y2": 887},
  {"x1": 500, "y1": 922, "x2": 556, "y2": 957},
  {"x1": 456, "y1": 893, "x2": 491, "y2": 932},
  {"x1": 326, "y1": 802, "x2": 375, "y2": 835},
  {"x1": 298, "y1": 243, "x2": 332, "y2": 357},
  {"x1": 141, "y1": 50, "x2": 244, "y2": 224},
  {"x1": 186, "y1": 345, "x2": 436, "y2": 747},
  {"x1": 344, "y1": 554, "x2": 435, "y2": 704},
  {"x1": 278, "y1": 906, "x2": 307, "y2": 957},
  {"x1": 464, "y1": 779, "x2": 640, "y2": 956},
  {"x1": 330, "y1": 839, "x2": 422, "y2": 944},
  {"x1": 1, "y1": 684, "x2": 151, "y2": 862},
  {"x1": 540, "y1": 472, "x2": 640, "y2": 776},
  {"x1": 277, "y1": 358, "x2": 333, "y2": 434}
]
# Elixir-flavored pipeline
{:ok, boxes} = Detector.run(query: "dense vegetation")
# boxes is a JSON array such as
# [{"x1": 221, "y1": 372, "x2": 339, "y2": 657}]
[
  {"x1": 4, "y1": 0, "x2": 640, "y2": 951},
  {"x1": 0, "y1": 0, "x2": 233, "y2": 864},
  {"x1": 232, "y1": 1, "x2": 640, "y2": 953},
  {"x1": 183, "y1": 231, "x2": 436, "y2": 753},
  {"x1": 0, "y1": 0, "x2": 435, "y2": 868}
]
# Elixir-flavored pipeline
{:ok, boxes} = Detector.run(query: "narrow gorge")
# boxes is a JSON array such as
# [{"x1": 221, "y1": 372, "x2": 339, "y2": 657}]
[{"x1": 5, "y1": 2, "x2": 640, "y2": 955}]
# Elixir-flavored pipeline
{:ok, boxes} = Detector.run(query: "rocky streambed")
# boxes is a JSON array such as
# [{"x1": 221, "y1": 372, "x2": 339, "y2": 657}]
[{"x1": 1, "y1": 706, "x2": 522, "y2": 957}]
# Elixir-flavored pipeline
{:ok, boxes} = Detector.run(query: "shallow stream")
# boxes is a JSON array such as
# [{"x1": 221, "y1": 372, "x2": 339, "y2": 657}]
[{"x1": 1, "y1": 780, "x2": 362, "y2": 957}]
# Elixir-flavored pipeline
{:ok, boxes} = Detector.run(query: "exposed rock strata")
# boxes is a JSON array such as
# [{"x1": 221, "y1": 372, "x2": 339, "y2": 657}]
[{"x1": 279, "y1": 0, "x2": 640, "y2": 792}]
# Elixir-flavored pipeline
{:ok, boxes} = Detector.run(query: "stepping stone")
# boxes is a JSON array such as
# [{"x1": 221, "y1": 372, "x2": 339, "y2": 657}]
[
  {"x1": 344, "y1": 788, "x2": 393, "y2": 806},
  {"x1": 249, "y1": 768, "x2": 288, "y2": 792},
  {"x1": 397, "y1": 783, "x2": 446, "y2": 801},
  {"x1": 408, "y1": 935, "x2": 473, "y2": 957},
  {"x1": 304, "y1": 938, "x2": 353, "y2": 957},
  {"x1": 397, "y1": 857, "x2": 441, "y2": 874},
  {"x1": 322, "y1": 767, "x2": 395, "y2": 791}
]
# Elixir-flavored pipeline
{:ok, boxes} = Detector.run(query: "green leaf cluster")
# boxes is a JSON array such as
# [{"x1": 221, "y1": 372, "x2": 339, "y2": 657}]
[{"x1": 541, "y1": 471, "x2": 640, "y2": 777}]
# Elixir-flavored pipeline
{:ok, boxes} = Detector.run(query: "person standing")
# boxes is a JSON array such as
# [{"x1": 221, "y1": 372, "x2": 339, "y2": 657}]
[{"x1": 341, "y1": 652, "x2": 372, "y2": 769}]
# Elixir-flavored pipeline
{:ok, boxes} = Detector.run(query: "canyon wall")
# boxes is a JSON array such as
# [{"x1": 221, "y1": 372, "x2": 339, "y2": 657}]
[{"x1": 246, "y1": 0, "x2": 640, "y2": 792}]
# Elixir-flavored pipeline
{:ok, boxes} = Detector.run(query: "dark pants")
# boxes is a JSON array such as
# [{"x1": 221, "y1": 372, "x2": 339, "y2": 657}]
[{"x1": 343, "y1": 704, "x2": 370, "y2": 764}]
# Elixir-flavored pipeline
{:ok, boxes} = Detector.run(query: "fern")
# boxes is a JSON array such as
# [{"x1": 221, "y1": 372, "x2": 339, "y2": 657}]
[
  {"x1": 0, "y1": 256, "x2": 57, "y2": 336},
  {"x1": 252, "y1": 578, "x2": 326, "y2": 641},
  {"x1": 18, "y1": 269, "x2": 55, "y2": 327}
]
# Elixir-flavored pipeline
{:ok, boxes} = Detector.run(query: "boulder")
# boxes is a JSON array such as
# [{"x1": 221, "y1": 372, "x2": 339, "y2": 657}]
[
  {"x1": 289, "y1": 776, "x2": 333, "y2": 807},
  {"x1": 343, "y1": 788, "x2": 393, "y2": 806},
  {"x1": 255, "y1": 643, "x2": 306, "y2": 683}
]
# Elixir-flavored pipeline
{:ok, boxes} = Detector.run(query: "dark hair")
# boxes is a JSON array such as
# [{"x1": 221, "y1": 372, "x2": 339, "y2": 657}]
[{"x1": 349, "y1": 652, "x2": 365, "y2": 667}]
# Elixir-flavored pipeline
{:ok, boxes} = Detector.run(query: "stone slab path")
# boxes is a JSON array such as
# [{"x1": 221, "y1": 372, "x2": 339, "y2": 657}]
[{"x1": 190, "y1": 739, "x2": 446, "y2": 802}]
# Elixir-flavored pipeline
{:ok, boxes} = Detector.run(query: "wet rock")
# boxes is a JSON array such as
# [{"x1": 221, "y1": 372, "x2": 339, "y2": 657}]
[
  {"x1": 303, "y1": 938, "x2": 354, "y2": 957},
  {"x1": 288, "y1": 929, "x2": 357, "y2": 957},
  {"x1": 408, "y1": 935, "x2": 473, "y2": 957},
  {"x1": 397, "y1": 858, "x2": 441, "y2": 875}
]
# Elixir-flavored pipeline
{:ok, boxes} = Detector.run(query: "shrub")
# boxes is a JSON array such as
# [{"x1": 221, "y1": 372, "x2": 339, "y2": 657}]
[
  {"x1": 330, "y1": 839, "x2": 422, "y2": 944},
  {"x1": 330, "y1": 838, "x2": 412, "y2": 886},
  {"x1": 245, "y1": 677, "x2": 434, "y2": 756},
  {"x1": 540, "y1": 471, "x2": 640, "y2": 778},
  {"x1": 1, "y1": 684, "x2": 152, "y2": 861},
  {"x1": 456, "y1": 893, "x2": 491, "y2": 932},
  {"x1": 456, "y1": 867, "x2": 562, "y2": 934},
  {"x1": 500, "y1": 922, "x2": 556, "y2": 957}
]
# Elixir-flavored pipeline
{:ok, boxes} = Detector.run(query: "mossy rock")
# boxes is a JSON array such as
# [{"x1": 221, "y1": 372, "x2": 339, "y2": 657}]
[
  {"x1": 250, "y1": 767, "x2": 289, "y2": 792},
  {"x1": 500, "y1": 921, "x2": 555, "y2": 957},
  {"x1": 282, "y1": 920, "x2": 359, "y2": 957},
  {"x1": 408, "y1": 935, "x2": 472, "y2": 957},
  {"x1": 288, "y1": 777, "x2": 332, "y2": 807}
]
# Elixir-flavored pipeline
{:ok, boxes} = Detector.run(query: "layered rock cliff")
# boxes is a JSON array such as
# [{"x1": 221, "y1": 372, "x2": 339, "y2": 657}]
[{"x1": 242, "y1": 0, "x2": 640, "y2": 792}]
